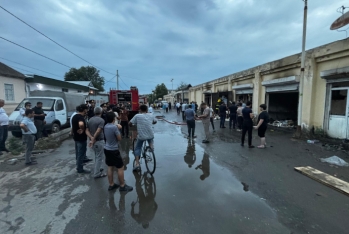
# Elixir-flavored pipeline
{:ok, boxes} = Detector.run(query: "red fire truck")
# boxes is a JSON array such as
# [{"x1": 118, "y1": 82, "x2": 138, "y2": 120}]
[{"x1": 109, "y1": 86, "x2": 140, "y2": 118}]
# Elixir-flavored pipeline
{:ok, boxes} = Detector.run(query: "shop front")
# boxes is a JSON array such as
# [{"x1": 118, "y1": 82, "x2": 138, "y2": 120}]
[
  {"x1": 232, "y1": 84, "x2": 253, "y2": 103},
  {"x1": 261, "y1": 76, "x2": 299, "y2": 125},
  {"x1": 322, "y1": 66, "x2": 349, "y2": 139}
]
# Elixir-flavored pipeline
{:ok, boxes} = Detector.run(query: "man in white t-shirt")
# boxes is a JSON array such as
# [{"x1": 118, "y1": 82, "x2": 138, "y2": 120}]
[
  {"x1": 148, "y1": 104, "x2": 154, "y2": 113},
  {"x1": 0, "y1": 99, "x2": 10, "y2": 155},
  {"x1": 176, "y1": 102, "x2": 180, "y2": 115},
  {"x1": 129, "y1": 105, "x2": 157, "y2": 172},
  {"x1": 181, "y1": 102, "x2": 187, "y2": 121}
]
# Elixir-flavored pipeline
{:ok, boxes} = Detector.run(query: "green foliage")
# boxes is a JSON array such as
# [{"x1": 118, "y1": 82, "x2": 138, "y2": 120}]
[
  {"x1": 64, "y1": 66, "x2": 105, "y2": 91},
  {"x1": 154, "y1": 83, "x2": 168, "y2": 100},
  {"x1": 7, "y1": 137, "x2": 24, "y2": 155},
  {"x1": 177, "y1": 82, "x2": 189, "y2": 91}
]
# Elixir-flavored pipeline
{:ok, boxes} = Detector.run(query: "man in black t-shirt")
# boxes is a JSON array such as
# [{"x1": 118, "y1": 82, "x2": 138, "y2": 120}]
[
  {"x1": 87, "y1": 100, "x2": 95, "y2": 120},
  {"x1": 228, "y1": 102, "x2": 238, "y2": 130},
  {"x1": 241, "y1": 101, "x2": 254, "y2": 148},
  {"x1": 33, "y1": 102, "x2": 46, "y2": 139},
  {"x1": 72, "y1": 104, "x2": 94, "y2": 174},
  {"x1": 219, "y1": 103, "x2": 227, "y2": 128}
]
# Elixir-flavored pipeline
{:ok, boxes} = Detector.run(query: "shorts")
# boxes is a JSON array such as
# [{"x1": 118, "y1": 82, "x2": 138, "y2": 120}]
[
  {"x1": 104, "y1": 149, "x2": 124, "y2": 168},
  {"x1": 258, "y1": 125, "x2": 267, "y2": 138}
]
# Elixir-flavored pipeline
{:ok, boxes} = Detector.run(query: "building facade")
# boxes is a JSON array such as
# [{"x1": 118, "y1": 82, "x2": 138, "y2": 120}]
[
  {"x1": 0, "y1": 62, "x2": 27, "y2": 114},
  {"x1": 188, "y1": 38, "x2": 349, "y2": 139}
]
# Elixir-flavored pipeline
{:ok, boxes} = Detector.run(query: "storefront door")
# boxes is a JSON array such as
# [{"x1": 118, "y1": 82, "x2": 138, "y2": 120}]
[{"x1": 328, "y1": 88, "x2": 349, "y2": 139}]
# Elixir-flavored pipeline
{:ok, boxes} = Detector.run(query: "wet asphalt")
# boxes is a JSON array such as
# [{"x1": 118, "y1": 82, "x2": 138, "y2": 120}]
[{"x1": 1, "y1": 110, "x2": 349, "y2": 234}]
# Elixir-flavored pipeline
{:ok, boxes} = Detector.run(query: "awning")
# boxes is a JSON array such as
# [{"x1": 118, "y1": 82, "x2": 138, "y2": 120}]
[
  {"x1": 262, "y1": 76, "x2": 299, "y2": 92},
  {"x1": 320, "y1": 66, "x2": 349, "y2": 83},
  {"x1": 232, "y1": 83, "x2": 254, "y2": 94}
]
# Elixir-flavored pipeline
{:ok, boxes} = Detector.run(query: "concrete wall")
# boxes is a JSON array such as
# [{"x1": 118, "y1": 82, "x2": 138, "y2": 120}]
[{"x1": 0, "y1": 76, "x2": 26, "y2": 114}]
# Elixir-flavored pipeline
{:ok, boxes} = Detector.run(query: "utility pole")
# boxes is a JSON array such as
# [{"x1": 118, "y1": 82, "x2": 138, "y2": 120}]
[
  {"x1": 171, "y1": 78, "x2": 174, "y2": 103},
  {"x1": 116, "y1": 70, "x2": 119, "y2": 90},
  {"x1": 296, "y1": 0, "x2": 308, "y2": 138}
]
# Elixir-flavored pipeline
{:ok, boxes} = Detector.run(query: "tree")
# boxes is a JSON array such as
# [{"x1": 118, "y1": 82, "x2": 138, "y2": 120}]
[
  {"x1": 64, "y1": 66, "x2": 105, "y2": 91},
  {"x1": 177, "y1": 82, "x2": 190, "y2": 91},
  {"x1": 154, "y1": 83, "x2": 168, "y2": 100}
]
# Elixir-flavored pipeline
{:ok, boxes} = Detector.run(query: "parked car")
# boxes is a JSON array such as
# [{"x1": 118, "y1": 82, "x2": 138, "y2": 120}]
[{"x1": 8, "y1": 90, "x2": 86, "y2": 137}]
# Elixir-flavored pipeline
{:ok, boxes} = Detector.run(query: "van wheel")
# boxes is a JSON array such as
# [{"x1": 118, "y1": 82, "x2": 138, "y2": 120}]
[
  {"x1": 51, "y1": 123, "x2": 60, "y2": 133},
  {"x1": 11, "y1": 131, "x2": 22, "y2": 138}
]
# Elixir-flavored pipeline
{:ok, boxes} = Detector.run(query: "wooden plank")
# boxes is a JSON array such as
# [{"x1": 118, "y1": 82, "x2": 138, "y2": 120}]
[{"x1": 294, "y1": 166, "x2": 349, "y2": 197}]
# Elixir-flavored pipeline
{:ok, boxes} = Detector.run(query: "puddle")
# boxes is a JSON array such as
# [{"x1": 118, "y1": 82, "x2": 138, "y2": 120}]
[{"x1": 115, "y1": 125, "x2": 290, "y2": 233}]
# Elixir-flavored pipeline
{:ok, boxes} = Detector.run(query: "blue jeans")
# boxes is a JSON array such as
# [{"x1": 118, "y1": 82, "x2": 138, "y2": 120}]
[
  {"x1": 0, "y1": 125, "x2": 8, "y2": 151},
  {"x1": 220, "y1": 115, "x2": 226, "y2": 127},
  {"x1": 75, "y1": 141, "x2": 87, "y2": 172},
  {"x1": 134, "y1": 138, "x2": 153, "y2": 157}
]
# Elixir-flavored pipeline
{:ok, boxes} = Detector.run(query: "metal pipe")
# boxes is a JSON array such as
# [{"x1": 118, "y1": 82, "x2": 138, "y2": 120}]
[{"x1": 296, "y1": 0, "x2": 308, "y2": 136}]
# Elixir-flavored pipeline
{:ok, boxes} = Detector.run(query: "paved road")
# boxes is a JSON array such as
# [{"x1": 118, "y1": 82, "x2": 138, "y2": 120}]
[{"x1": 0, "y1": 110, "x2": 348, "y2": 233}]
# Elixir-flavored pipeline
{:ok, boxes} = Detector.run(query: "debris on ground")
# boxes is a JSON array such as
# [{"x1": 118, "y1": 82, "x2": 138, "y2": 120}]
[
  {"x1": 320, "y1": 156, "x2": 349, "y2": 167},
  {"x1": 307, "y1": 140, "x2": 320, "y2": 144},
  {"x1": 6, "y1": 158, "x2": 18, "y2": 165},
  {"x1": 268, "y1": 120, "x2": 295, "y2": 128}
]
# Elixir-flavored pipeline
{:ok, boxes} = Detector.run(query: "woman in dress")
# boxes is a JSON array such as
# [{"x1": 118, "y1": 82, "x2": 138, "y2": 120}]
[{"x1": 254, "y1": 104, "x2": 269, "y2": 149}]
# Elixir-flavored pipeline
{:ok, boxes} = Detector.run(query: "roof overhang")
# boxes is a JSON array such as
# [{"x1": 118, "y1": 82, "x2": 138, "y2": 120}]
[{"x1": 261, "y1": 76, "x2": 299, "y2": 86}]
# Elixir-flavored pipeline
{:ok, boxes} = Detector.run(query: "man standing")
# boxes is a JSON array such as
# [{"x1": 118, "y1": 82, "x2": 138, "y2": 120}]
[
  {"x1": 198, "y1": 103, "x2": 210, "y2": 144},
  {"x1": 241, "y1": 101, "x2": 254, "y2": 148},
  {"x1": 87, "y1": 100, "x2": 96, "y2": 120},
  {"x1": 169, "y1": 102, "x2": 172, "y2": 111},
  {"x1": 72, "y1": 104, "x2": 91, "y2": 174},
  {"x1": 20, "y1": 109, "x2": 37, "y2": 165},
  {"x1": 120, "y1": 107, "x2": 129, "y2": 138},
  {"x1": 181, "y1": 102, "x2": 187, "y2": 121},
  {"x1": 237, "y1": 103, "x2": 243, "y2": 132},
  {"x1": 101, "y1": 103, "x2": 108, "y2": 122},
  {"x1": 129, "y1": 105, "x2": 157, "y2": 172},
  {"x1": 219, "y1": 102, "x2": 227, "y2": 128},
  {"x1": 104, "y1": 112, "x2": 133, "y2": 192},
  {"x1": 148, "y1": 104, "x2": 154, "y2": 114},
  {"x1": 32, "y1": 102, "x2": 46, "y2": 139},
  {"x1": 86, "y1": 107, "x2": 107, "y2": 178},
  {"x1": 185, "y1": 104, "x2": 197, "y2": 139},
  {"x1": 0, "y1": 99, "x2": 9, "y2": 155},
  {"x1": 228, "y1": 102, "x2": 238, "y2": 130},
  {"x1": 176, "y1": 102, "x2": 181, "y2": 115},
  {"x1": 20, "y1": 102, "x2": 32, "y2": 117}
]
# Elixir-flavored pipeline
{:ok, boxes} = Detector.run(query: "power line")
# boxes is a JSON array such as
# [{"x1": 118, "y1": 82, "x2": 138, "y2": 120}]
[
  {"x1": 0, "y1": 57, "x2": 62, "y2": 78},
  {"x1": 119, "y1": 76, "x2": 129, "y2": 88},
  {"x1": 0, "y1": 5, "x2": 115, "y2": 76},
  {"x1": 7, "y1": 64, "x2": 38, "y2": 74},
  {"x1": 0, "y1": 36, "x2": 71, "y2": 68}
]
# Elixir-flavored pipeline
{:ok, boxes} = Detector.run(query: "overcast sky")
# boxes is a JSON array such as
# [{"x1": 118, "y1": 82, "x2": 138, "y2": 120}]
[{"x1": 0, "y1": 0, "x2": 348, "y2": 94}]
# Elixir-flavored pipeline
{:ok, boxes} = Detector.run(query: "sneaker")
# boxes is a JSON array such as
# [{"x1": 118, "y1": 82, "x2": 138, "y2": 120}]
[
  {"x1": 0, "y1": 151, "x2": 2, "y2": 156},
  {"x1": 119, "y1": 184, "x2": 133, "y2": 192},
  {"x1": 249, "y1": 145, "x2": 255, "y2": 148},
  {"x1": 133, "y1": 166, "x2": 141, "y2": 172},
  {"x1": 192, "y1": 135, "x2": 197, "y2": 138},
  {"x1": 25, "y1": 161, "x2": 38, "y2": 166},
  {"x1": 108, "y1": 184, "x2": 120, "y2": 191},
  {"x1": 78, "y1": 169, "x2": 91, "y2": 174},
  {"x1": 241, "y1": 144, "x2": 244, "y2": 147},
  {"x1": 202, "y1": 140, "x2": 209, "y2": 144},
  {"x1": 83, "y1": 158, "x2": 93, "y2": 163},
  {"x1": 237, "y1": 129, "x2": 242, "y2": 132},
  {"x1": 187, "y1": 136, "x2": 191, "y2": 139}
]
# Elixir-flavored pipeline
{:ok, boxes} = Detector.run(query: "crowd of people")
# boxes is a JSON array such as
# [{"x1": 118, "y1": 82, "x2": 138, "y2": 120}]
[
  {"x1": 171, "y1": 100, "x2": 269, "y2": 148},
  {"x1": 70, "y1": 100, "x2": 157, "y2": 192}
]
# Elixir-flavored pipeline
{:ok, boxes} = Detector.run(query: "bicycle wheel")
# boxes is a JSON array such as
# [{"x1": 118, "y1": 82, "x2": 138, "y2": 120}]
[
  {"x1": 142, "y1": 172, "x2": 156, "y2": 198},
  {"x1": 144, "y1": 146, "x2": 156, "y2": 174}
]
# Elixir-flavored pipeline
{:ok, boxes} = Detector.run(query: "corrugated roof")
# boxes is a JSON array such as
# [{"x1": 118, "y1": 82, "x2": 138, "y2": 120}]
[
  {"x1": 0, "y1": 62, "x2": 26, "y2": 79},
  {"x1": 67, "y1": 81, "x2": 92, "y2": 86}
]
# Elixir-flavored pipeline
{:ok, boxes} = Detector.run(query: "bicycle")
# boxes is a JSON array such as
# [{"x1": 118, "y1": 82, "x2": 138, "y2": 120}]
[{"x1": 132, "y1": 138, "x2": 156, "y2": 174}]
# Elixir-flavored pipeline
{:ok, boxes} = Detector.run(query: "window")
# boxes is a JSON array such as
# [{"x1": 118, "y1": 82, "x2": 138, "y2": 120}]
[
  {"x1": 4, "y1": 84, "x2": 14, "y2": 101},
  {"x1": 77, "y1": 90, "x2": 82, "y2": 93},
  {"x1": 62, "y1": 88, "x2": 68, "y2": 92},
  {"x1": 55, "y1": 100, "x2": 64, "y2": 111}
]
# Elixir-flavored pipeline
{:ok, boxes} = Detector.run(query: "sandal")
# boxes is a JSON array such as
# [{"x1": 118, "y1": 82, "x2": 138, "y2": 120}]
[
  {"x1": 257, "y1": 145, "x2": 266, "y2": 149},
  {"x1": 94, "y1": 173, "x2": 107, "y2": 179}
]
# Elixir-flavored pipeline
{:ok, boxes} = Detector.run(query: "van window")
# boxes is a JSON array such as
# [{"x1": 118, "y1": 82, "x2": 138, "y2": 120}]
[
  {"x1": 55, "y1": 100, "x2": 64, "y2": 111},
  {"x1": 15, "y1": 98, "x2": 55, "y2": 111}
]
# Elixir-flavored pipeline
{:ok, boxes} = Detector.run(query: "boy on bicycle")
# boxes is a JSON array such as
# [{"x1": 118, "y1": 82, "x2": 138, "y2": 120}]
[{"x1": 129, "y1": 105, "x2": 157, "y2": 172}]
